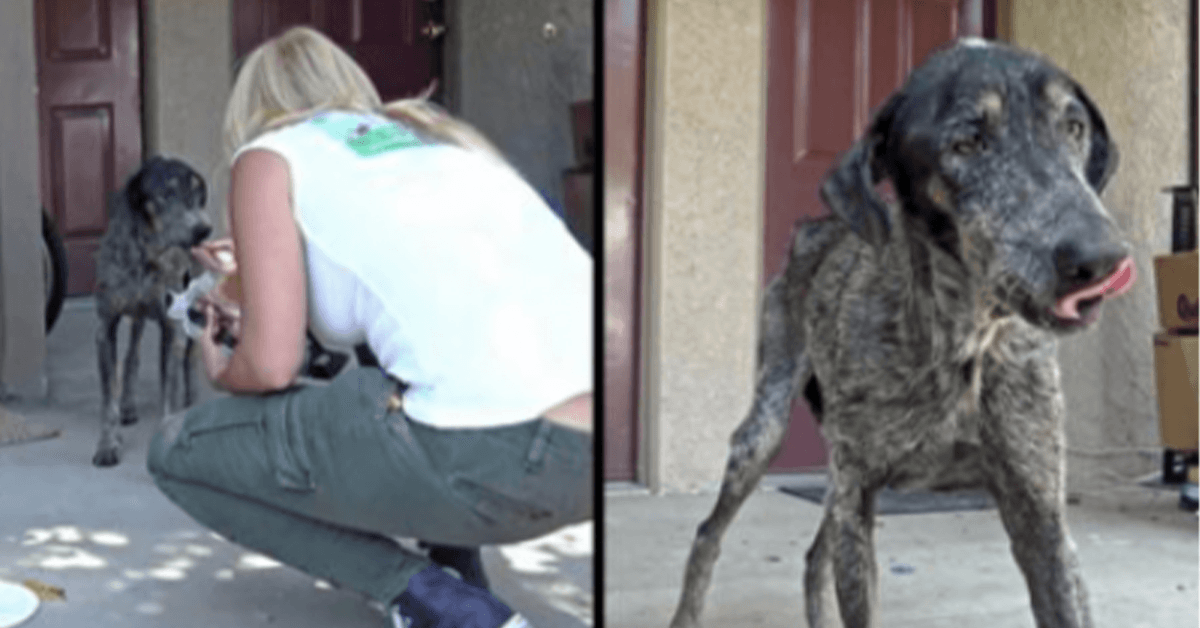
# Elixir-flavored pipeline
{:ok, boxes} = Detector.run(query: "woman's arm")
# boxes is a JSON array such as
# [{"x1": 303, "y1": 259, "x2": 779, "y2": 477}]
[{"x1": 205, "y1": 149, "x2": 307, "y2": 393}]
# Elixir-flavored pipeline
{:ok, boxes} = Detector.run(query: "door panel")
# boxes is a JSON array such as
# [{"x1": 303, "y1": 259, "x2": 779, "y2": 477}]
[
  {"x1": 51, "y1": 106, "x2": 111, "y2": 236},
  {"x1": 764, "y1": 0, "x2": 968, "y2": 472},
  {"x1": 868, "y1": 0, "x2": 905, "y2": 109},
  {"x1": 234, "y1": 0, "x2": 442, "y2": 103},
  {"x1": 45, "y1": 0, "x2": 108, "y2": 59},
  {"x1": 36, "y1": 0, "x2": 142, "y2": 295},
  {"x1": 805, "y1": 1, "x2": 859, "y2": 160}
]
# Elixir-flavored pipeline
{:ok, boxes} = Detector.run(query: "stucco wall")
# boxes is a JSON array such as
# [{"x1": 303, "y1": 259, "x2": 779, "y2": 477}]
[
  {"x1": 0, "y1": 0, "x2": 47, "y2": 396},
  {"x1": 642, "y1": 0, "x2": 767, "y2": 492},
  {"x1": 143, "y1": 0, "x2": 233, "y2": 235},
  {"x1": 451, "y1": 0, "x2": 593, "y2": 213},
  {"x1": 1010, "y1": 0, "x2": 1189, "y2": 493}
]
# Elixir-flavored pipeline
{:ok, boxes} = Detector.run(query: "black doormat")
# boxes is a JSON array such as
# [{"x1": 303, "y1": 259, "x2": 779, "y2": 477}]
[{"x1": 780, "y1": 484, "x2": 996, "y2": 515}]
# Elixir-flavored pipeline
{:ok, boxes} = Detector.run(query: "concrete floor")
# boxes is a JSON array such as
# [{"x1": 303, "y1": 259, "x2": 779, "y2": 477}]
[
  {"x1": 605, "y1": 483, "x2": 1198, "y2": 627},
  {"x1": 0, "y1": 297, "x2": 592, "y2": 628}
]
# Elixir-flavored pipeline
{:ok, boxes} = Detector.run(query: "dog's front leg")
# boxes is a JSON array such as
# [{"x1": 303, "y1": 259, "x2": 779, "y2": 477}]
[
  {"x1": 980, "y1": 349, "x2": 1092, "y2": 628},
  {"x1": 94, "y1": 316, "x2": 123, "y2": 467},
  {"x1": 159, "y1": 317, "x2": 187, "y2": 415},
  {"x1": 119, "y1": 316, "x2": 146, "y2": 425},
  {"x1": 182, "y1": 337, "x2": 195, "y2": 407},
  {"x1": 670, "y1": 277, "x2": 806, "y2": 628},
  {"x1": 825, "y1": 459, "x2": 881, "y2": 628},
  {"x1": 804, "y1": 507, "x2": 839, "y2": 627}
]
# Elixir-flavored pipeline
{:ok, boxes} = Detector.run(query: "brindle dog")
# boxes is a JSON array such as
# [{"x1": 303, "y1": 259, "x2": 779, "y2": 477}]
[
  {"x1": 670, "y1": 39, "x2": 1135, "y2": 628},
  {"x1": 93, "y1": 156, "x2": 212, "y2": 467}
]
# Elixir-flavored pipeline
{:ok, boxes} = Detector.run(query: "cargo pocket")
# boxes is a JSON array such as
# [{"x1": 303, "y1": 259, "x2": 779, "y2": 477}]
[
  {"x1": 446, "y1": 420, "x2": 559, "y2": 531},
  {"x1": 261, "y1": 392, "x2": 316, "y2": 493},
  {"x1": 447, "y1": 474, "x2": 555, "y2": 528},
  {"x1": 177, "y1": 407, "x2": 262, "y2": 449}
]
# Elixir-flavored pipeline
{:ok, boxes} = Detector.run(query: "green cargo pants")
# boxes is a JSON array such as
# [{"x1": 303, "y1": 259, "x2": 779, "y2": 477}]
[{"x1": 146, "y1": 366, "x2": 592, "y2": 605}]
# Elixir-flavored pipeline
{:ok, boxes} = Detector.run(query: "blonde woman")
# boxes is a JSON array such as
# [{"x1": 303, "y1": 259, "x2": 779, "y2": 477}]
[{"x1": 146, "y1": 26, "x2": 592, "y2": 628}]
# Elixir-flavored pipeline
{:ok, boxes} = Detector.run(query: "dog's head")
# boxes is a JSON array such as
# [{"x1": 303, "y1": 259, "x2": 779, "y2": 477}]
[
  {"x1": 126, "y1": 156, "x2": 213, "y2": 249},
  {"x1": 821, "y1": 38, "x2": 1133, "y2": 334}
]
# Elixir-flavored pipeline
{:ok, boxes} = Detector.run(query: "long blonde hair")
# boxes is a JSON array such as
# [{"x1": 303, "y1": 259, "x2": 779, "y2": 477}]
[{"x1": 223, "y1": 26, "x2": 506, "y2": 165}]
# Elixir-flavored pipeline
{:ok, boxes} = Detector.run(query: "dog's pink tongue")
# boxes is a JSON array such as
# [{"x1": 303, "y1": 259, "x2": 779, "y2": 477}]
[{"x1": 1054, "y1": 256, "x2": 1137, "y2": 319}]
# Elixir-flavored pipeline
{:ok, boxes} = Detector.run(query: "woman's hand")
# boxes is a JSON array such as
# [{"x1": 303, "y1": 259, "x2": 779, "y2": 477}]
[
  {"x1": 191, "y1": 239, "x2": 244, "y2": 311},
  {"x1": 192, "y1": 238, "x2": 237, "y2": 274},
  {"x1": 198, "y1": 302, "x2": 234, "y2": 385}
]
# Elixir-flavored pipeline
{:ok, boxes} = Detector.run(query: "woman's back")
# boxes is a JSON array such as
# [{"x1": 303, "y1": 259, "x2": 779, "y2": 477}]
[{"x1": 238, "y1": 110, "x2": 593, "y2": 429}]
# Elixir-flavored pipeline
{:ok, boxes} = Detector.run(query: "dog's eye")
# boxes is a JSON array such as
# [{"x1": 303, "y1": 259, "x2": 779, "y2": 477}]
[
  {"x1": 951, "y1": 135, "x2": 984, "y2": 156},
  {"x1": 1063, "y1": 119, "x2": 1086, "y2": 141}
]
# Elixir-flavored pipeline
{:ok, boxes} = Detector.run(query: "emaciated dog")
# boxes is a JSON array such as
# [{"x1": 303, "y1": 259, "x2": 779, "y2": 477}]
[
  {"x1": 93, "y1": 157, "x2": 212, "y2": 467},
  {"x1": 671, "y1": 39, "x2": 1135, "y2": 628}
]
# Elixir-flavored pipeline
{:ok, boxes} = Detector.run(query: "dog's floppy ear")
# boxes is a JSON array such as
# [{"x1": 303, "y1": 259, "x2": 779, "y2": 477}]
[
  {"x1": 819, "y1": 96, "x2": 899, "y2": 248},
  {"x1": 124, "y1": 167, "x2": 148, "y2": 215},
  {"x1": 191, "y1": 171, "x2": 207, "y2": 207},
  {"x1": 126, "y1": 162, "x2": 162, "y2": 232},
  {"x1": 1073, "y1": 84, "x2": 1118, "y2": 193}
]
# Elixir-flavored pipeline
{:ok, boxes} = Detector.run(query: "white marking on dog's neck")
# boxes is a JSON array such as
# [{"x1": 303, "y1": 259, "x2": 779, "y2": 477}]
[{"x1": 958, "y1": 36, "x2": 991, "y2": 48}]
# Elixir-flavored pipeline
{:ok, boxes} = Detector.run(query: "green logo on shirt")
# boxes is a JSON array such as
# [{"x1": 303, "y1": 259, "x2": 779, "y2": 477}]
[{"x1": 311, "y1": 114, "x2": 422, "y2": 157}]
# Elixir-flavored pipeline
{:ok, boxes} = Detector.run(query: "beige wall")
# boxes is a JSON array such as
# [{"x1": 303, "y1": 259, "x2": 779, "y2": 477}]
[
  {"x1": 0, "y1": 0, "x2": 47, "y2": 396},
  {"x1": 143, "y1": 0, "x2": 234, "y2": 235},
  {"x1": 1010, "y1": 0, "x2": 1189, "y2": 493},
  {"x1": 640, "y1": 0, "x2": 1190, "y2": 494},
  {"x1": 641, "y1": 0, "x2": 768, "y2": 492}
]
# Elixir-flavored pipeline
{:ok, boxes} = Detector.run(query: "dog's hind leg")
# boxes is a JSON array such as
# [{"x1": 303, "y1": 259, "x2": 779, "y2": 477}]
[
  {"x1": 94, "y1": 315, "x2": 124, "y2": 467},
  {"x1": 119, "y1": 316, "x2": 146, "y2": 425},
  {"x1": 670, "y1": 277, "x2": 807, "y2": 628}
]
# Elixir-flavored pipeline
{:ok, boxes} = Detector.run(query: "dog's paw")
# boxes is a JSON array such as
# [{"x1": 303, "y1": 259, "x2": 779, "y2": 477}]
[
  {"x1": 92, "y1": 446, "x2": 121, "y2": 467},
  {"x1": 120, "y1": 406, "x2": 139, "y2": 426},
  {"x1": 93, "y1": 433, "x2": 123, "y2": 467}
]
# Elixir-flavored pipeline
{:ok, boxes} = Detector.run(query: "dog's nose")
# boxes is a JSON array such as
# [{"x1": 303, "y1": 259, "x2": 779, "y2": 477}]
[
  {"x1": 1053, "y1": 240, "x2": 1129, "y2": 296},
  {"x1": 1051, "y1": 239, "x2": 1136, "y2": 320},
  {"x1": 193, "y1": 223, "x2": 213, "y2": 244}
]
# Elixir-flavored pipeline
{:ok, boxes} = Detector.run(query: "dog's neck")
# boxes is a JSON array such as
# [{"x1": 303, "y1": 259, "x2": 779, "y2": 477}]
[{"x1": 895, "y1": 225, "x2": 994, "y2": 362}]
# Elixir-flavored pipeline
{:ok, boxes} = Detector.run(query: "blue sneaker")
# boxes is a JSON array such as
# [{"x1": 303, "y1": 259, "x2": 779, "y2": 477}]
[
  {"x1": 419, "y1": 542, "x2": 490, "y2": 590},
  {"x1": 390, "y1": 565, "x2": 531, "y2": 628}
]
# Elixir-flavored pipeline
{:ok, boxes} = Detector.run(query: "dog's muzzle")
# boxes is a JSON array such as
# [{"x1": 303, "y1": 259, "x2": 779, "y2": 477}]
[
  {"x1": 192, "y1": 224, "x2": 213, "y2": 246},
  {"x1": 1052, "y1": 255, "x2": 1136, "y2": 321}
]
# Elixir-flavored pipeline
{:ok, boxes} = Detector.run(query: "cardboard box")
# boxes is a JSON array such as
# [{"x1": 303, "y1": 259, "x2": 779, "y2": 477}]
[
  {"x1": 1153, "y1": 251, "x2": 1198, "y2": 332},
  {"x1": 1153, "y1": 332, "x2": 1199, "y2": 449}
]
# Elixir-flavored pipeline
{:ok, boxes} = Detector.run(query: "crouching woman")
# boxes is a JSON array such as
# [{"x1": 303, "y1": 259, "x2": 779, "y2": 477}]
[{"x1": 146, "y1": 26, "x2": 592, "y2": 628}]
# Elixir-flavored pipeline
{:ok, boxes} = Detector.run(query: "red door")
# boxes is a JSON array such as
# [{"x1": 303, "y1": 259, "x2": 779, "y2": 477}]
[
  {"x1": 764, "y1": 0, "x2": 982, "y2": 472},
  {"x1": 35, "y1": 0, "x2": 143, "y2": 296},
  {"x1": 234, "y1": 0, "x2": 443, "y2": 103},
  {"x1": 603, "y1": 0, "x2": 646, "y2": 481}
]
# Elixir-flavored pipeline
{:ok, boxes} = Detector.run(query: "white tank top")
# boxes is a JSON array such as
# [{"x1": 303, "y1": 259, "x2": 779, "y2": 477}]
[{"x1": 233, "y1": 110, "x2": 593, "y2": 429}]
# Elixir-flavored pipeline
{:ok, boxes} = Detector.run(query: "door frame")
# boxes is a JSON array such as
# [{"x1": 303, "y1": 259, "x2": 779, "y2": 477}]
[{"x1": 603, "y1": 0, "x2": 647, "y2": 482}]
